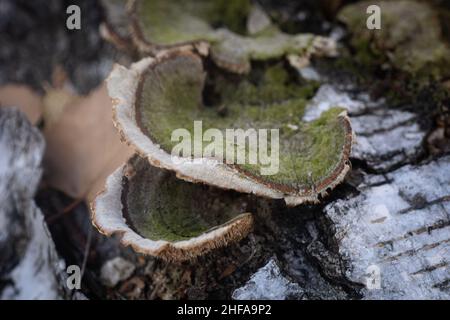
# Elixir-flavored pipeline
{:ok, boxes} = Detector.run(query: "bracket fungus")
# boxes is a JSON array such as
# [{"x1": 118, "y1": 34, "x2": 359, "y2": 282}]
[
  {"x1": 92, "y1": 156, "x2": 253, "y2": 261},
  {"x1": 110, "y1": 0, "x2": 338, "y2": 74},
  {"x1": 106, "y1": 51, "x2": 353, "y2": 207},
  {"x1": 92, "y1": 1, "x2": 353, "y2": 260}
]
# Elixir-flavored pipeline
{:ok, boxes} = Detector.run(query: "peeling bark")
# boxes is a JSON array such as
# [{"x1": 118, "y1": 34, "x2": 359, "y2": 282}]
[
  {"x1": 304, "y1": 84, "x2": 426, "y2": 172},
  {"x1": 325, "y1": 156, "x2": 450, "y2": 299},
  {"x1": 0, "y1": 108, "x2": 71, "y2": 299}
]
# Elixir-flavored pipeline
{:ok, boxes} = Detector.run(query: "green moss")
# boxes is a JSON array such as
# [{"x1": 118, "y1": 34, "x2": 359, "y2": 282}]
[
  {"x1": 137, "y1": 1, "x2": 212, "y2": 45},
  {"x1": 208, "y1": 32, "x2": 317, "y2": 68},
  {"x1": 134, "y1": 0, "x2": 330, "y2": 72},
  {"x1": 136, "y1": 0, "x2": 250, "y2": 45},
  {"x1": 211, "y1": 0, "x2": 251, "y2": 34},
  {"x1": 125, "y1": 157, "x2": 248, "y2": 242},
  {"x1": 339, "y1": 0, "x2": 450, "y2": 82},
  {"x1": 138, "y1": 54, "x2": 347, "y2": 189},
  {"x1": 216, "y1": 63, "x2": 319, "y2": 105}
]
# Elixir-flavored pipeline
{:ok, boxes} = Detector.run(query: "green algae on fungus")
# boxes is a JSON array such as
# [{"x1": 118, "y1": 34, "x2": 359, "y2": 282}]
[
  {"x1": 128, "y1": 0, "x2": 337, "y2": 73},
  {"x1": 132, "y1": 0, "x2": 251, "y2": 42},
  {"x1": 92, "y1": 155, "x2": 253, "y2": 261},
  {"x1": 339, "y1": 0, "x2": 450, "y2": 81},
  {"x1": 107, "y1": 51, "x2": 353, "y2": 206}
]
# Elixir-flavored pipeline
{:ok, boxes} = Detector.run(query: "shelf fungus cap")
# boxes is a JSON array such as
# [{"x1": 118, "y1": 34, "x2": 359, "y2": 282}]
[
  {"x1": 92, "y1": 156, "x2": 253, "y2": 261},
  {"x1": 107, "y1": 52, "x2": 353, "y2": 206},
  {"x1": 127, "y1": 0, "x2": 337, "y2": 74}
]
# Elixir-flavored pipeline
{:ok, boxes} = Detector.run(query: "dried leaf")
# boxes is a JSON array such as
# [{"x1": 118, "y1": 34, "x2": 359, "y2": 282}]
[
  {"x1": 42, "y1": 87, "x2": 80, "y2": 128},
  {"x1": 0, "y1": 85, "x2": 43, "y2": 124},
  {"x1": 43, "y1": 84, "x2": 134, "y2": 202}
]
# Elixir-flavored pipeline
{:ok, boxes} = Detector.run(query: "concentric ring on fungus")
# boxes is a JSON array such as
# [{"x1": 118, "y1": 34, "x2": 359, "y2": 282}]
[
  {"x1": 106, "y1": 51, "x2": 354, "y2": 207},
  {"x1": 125, "y1": 0, "x2": 337, "y2": 74},
  {"x1": 92, "y1": 155, "x2": 253, "y2": 261}
]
